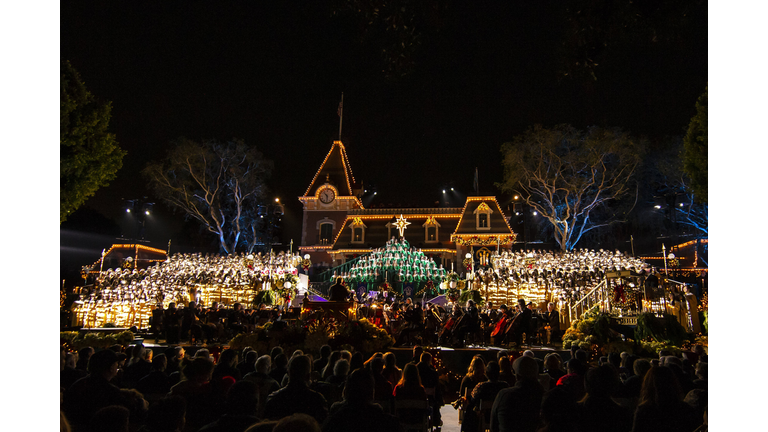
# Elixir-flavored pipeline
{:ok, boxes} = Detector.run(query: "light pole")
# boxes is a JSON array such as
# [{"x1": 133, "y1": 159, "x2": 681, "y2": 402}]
[
  {"x1": 122, "y1": 198, "x2": 154, "y2": 240},
  {"x1": 256, "y1": 198, "x2": 285, "y2": 253}
]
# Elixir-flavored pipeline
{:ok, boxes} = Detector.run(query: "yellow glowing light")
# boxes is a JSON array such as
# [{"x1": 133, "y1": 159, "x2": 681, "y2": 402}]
[
  {"x1": 393, "y1": 214, "x2": 411, "y2": 237},
  {"x1": 302, "y1": 141, "x2": 357, "y2": 200},
  {"x1": 476, "y1": 202, "x2": 491, "y2": 212}
]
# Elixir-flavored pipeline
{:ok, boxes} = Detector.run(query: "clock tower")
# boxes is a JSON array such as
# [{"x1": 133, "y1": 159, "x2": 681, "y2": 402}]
[{"x1": 298, "y1": 140, "x2": 363, "y2": 270}]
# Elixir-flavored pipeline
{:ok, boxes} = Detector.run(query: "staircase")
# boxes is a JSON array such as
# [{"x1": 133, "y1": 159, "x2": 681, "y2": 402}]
[{"x1": 567, "y1": 280, "x2": 609, "y2": 322}]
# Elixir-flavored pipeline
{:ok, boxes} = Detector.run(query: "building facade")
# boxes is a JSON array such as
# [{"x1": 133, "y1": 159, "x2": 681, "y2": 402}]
[{"x1": 298, "y1": 140, "x2": 517, "y2": 274}]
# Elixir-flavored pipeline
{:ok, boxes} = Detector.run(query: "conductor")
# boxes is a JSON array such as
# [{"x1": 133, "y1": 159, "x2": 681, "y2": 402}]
[{"x1": 329, "y1": 277, "x2": 350, "y2": 301}]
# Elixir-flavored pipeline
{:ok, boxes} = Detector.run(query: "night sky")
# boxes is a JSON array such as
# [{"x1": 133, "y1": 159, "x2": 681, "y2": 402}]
[{"x1": 59, "y1": 1, "x2": 707, "y2": 277}]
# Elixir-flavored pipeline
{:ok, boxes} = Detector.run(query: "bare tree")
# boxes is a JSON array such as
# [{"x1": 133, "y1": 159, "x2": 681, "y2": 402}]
[
  {"x1": 498, "y1": 124, "x2": 643, "y2": 251},
  {"x1": 143, "y1": 138, "x2": 273, "y2": 254},
  {"x1": 649, "y1": 136, "x2": 708, "y2": 239}
]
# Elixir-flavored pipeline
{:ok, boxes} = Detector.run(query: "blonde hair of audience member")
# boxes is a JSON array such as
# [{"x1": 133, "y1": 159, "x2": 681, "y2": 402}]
[
  {"x1": 467, "y1": 355, "x2": 486, "y2": 380},
  {"x1": 397, "y1": 362, "x2": 423, "y2": 389}
]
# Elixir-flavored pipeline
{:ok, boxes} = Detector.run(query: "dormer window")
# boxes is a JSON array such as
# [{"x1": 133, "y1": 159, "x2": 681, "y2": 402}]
[
  {"x1": 350, "y1": 217, "x2": 367, "y2": 244},
  {"x1": 474, "y1": 202, "x2": 493, "y2": 231},
  {"x1": 423, "y1": 216, "x2": 440, "y2": 243}
]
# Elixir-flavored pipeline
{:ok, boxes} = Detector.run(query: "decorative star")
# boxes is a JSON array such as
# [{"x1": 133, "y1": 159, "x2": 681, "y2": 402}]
[{"x1": 394, "y1": 214, "x2": 411, "y2": 237}]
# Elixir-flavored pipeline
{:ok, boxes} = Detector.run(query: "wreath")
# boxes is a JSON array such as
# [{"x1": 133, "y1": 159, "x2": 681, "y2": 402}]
[
  {"x1": 463, "y1": 258, "x2": 473, "y2": 272},
  {"x1": 612, "y1": 284, "x2": 634, "y2": 310}
]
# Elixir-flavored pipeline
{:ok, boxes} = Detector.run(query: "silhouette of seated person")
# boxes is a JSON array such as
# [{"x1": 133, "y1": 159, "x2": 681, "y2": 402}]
[
  {"x1": 143, "y1": 395, "x2": 187, "y2": 432},
  {"x1": 88, "y1": 405, "x2": 130, "y2": 432},
  {"x1": 466, "y1": 361, "x2": 509, "y2": 430},
  {"x1": 198, "y1": 380, "x2": 261, "y2": 432},
  {"x1": 243, "y1": 355, "x2": 281, "y2": 419},
  {"x1": 61, "y1": 350, "x2": 87, "y2": 392},
  {"x1": 63, "y1": 349, "x2": 127, "y2": 429},
  {"x1": 273, "y1": 413, "x2": 321, "y2": 432},
  {"x1": 263, "y1": 355, "x2": 329, "y2": 424},
  {"x1": 137, "y1": 353, "x2": 172, "y2": 401},
  {"x1": 168, "y1": 357, "x2": 218, "y2": 431},
  {"x1": 576, "y1": 365, "x2": 632, "y2": 432},
  {"x1": 324, "y1": 368, "x2": 402, "y2": 432},
  {"x1": 328, "y1": 278, "x2": 350, "y2": 301}
]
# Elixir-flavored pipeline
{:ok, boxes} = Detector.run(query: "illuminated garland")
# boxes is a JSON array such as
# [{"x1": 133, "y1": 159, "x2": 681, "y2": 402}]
[
  {"x1": 414, "y1": 280, "x2": 437, "y2": 297},
  {"x1": 451, "y1": 234, "x2": 516, "y2": 246}
]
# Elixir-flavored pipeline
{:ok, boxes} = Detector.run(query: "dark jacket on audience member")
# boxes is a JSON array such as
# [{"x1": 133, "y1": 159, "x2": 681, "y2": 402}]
[
  {"x1": 62, "y1": 375, "x2": 126, "y2": 427},
  {"x1": 490, "y1": 378, "x2": 544, "y2": 432},
  {"x1": 576, "y1": 395, "x2": 632, "y2": 432},
  {"x1": 323, "y1": 400, "x2": 402, "y2": 432},
  {"x1": 263, "y1": 381, "x2": 328, "y2": 424},
  {"x1": 197, "y1": 413, "x2": 261, "y2": 432}
]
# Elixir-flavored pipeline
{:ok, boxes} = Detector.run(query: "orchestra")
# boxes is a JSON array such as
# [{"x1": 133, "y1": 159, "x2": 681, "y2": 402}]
[{"x1": 353, "y1": 292, "x2": 561, "y2": 349}]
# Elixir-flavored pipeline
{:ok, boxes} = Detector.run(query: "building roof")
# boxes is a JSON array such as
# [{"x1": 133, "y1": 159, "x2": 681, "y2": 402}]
[
  {"x1": 329, "y1": 208, "x2": 463, "y2": 253},
  {"x1": 451, "y1": 196, "x2": 517, "y2": 245},
  {"x1": 303, "y1": 140, "x2": 358, "y2": 197}
]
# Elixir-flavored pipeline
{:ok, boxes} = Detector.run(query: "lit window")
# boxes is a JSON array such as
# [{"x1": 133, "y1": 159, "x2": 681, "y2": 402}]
[
  {"x1": 474, "y1": 202, "x2": 493, "y2": 231},
  {"x1": 422, "y1": 216, "x2": 440, "y2": 243},
  {"x1": 350, "y1": 217, "x2": 367, "y2": 244}
]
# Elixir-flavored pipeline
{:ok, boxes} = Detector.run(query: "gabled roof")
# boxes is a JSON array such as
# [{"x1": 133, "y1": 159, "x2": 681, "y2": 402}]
[
  {"x1": 451, "y1": 197, "x2": 517, "y2": 245},
  {"x1": 329, "y1": 208, "x2": 463, "y2": 251},
  {"x1": 303, "y1": 140, "x2": 358, "y2": 197}
]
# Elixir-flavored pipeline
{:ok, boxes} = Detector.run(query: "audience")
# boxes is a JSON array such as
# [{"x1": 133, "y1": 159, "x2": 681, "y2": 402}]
[
  {"x1": 631, "y1": 365, "x2": 700, "y2": 432},
  {"x1": 63, "y1": 349, "x2": 126, "y2": 429},
  {"x1": 61, "y1": 338, "x2": 709, "y2": 432}
]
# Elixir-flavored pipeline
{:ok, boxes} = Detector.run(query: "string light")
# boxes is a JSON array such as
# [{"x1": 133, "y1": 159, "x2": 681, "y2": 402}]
[{"x1": 302, "y1": 141, "x2": 358, "y2": 203}]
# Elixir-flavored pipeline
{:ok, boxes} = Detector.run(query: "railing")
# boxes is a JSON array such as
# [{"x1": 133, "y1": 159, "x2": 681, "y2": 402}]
[
  {"x1": 568, "y1": 280, "x2": 608, "y2": 322},
  {"x1": 308, "y1": 283, "x2": 329, "y2": 299},
  {"x1": 313, "y1": 253, "x2": 372, "y2": 283}
]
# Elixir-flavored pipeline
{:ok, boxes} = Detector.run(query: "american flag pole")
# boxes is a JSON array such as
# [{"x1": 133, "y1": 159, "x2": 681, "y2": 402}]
[
  {"x1": 338, "y1": 92, "x2": 344, "y2": 140},
  {"x1": 474, "y1": 167, "x2": 479, "y2": 195}
]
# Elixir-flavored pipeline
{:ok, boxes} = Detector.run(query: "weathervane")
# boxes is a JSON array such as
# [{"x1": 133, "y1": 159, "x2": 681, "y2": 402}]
[{"x1": 394, "y1": 214, "x2": 411, "y2": 237}]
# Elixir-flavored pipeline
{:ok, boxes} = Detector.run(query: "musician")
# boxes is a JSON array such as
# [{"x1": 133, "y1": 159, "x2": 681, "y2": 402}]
[
  {"x1": 527, "y1": 302, "x2": 542, "y2": 345},
  {"x1": 480, "y1": 301, "x2": 497, "y2": 346},
  {"x1": 509, "y1": 299, "x2": 533, "y2": 347},
  {"x1": 397, "y1": 302, "x2": 425, "y2": 347},
  {"x1": 439, "y1": 303, "x2": 465, "y2": 347},
  {"x1": 540, "y1": 302, "x2": 562, "y2": 343},
  {"x1": 490, "y1": 305, "x2": 512, "y2": 347},
  {"x1": 423, "y1": 303, "x2": 441, "y2": 345},
  {"x1": 461, "y1": 300, "x2": 481, "y2": 347},
  {"x1": 150, "y1": 303, "x2": 164, "y2": 342},
  {"x1": 484, "y1": 301, "x2": 498, "y2": 322}
]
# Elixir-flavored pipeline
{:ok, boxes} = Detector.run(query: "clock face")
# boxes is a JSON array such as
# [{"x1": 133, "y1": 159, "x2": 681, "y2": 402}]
[{"x1": 319, "y1": 188, "x2": 335, "y2": 204}]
